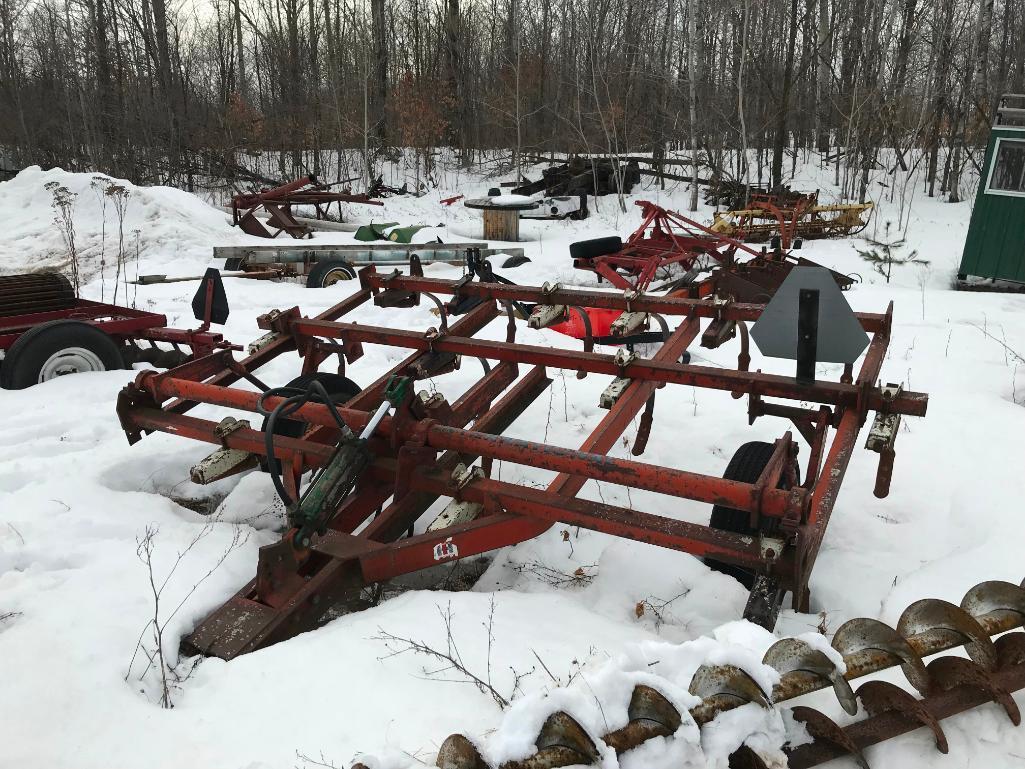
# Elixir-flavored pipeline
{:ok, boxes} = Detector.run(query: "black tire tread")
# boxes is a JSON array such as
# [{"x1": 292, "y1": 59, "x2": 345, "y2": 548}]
[
  {"x1": 306, "y1": 260, "x2": 356, "y2": 288},
  {"x1": 569, "y1": 236, "x2": 622, "y2": 261},
  {"x1": 705, "y1": 441, "x2": 791, "y2": 589}
]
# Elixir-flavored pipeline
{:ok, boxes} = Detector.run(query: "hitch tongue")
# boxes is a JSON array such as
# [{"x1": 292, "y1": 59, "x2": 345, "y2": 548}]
[{"x1": 866, "y1": 383, "x2": 902, "y2": 498}]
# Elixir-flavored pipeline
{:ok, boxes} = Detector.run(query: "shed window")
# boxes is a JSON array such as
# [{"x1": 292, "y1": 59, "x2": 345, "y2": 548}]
[{"x1": 987, "y1": 138, "x2": 1025, "y2": 195}]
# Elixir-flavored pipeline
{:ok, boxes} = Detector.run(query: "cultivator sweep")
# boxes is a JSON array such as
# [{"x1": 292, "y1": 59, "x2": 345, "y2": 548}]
[
  {"x1": 116, "y1": 264, "x2": 927, "y2": 661},
  {"x1": 392, "y1": 578, "x2": 1025, "y2": 769}
]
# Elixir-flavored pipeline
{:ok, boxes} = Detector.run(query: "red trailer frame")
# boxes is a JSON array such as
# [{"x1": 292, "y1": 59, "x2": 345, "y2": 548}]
[
  {"x1": 116, "y1": 267, "x2": 927, "y2": 660},
  {"x1": 0, "y1": 272, "x2": 236, "y2": 388}
]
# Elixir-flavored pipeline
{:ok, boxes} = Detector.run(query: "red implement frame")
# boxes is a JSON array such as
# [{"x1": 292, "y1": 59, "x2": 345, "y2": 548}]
[
  {"x1": 0, "y1": 297, "x2": 229, "y2": 358},
  {"x1": 572, "y1": 201, "x2": 764, "y2": 291},
  {"x1": 116, "y1": 268, "x2": 927, "y2": 660},
  {"x1": 231, "y1": 175, "x2": 384, "y2": 239}
]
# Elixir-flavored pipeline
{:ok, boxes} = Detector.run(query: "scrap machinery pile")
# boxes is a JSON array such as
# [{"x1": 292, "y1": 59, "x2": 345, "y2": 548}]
[
  {"x1": 117, "y1": 262, "x2": 926, "y2": 661},
  {"x1": 230, "y1": 175, "x2": 384, "y2": 239},
  {"x1": 387, "y1": 578, "x2": 1025, "y2": 769},
  {"x1": 709, "y1": 190, "x2": 874, "y2": 249},
  {"x1": 563, "y1": 201, "x2": 854, "y2": 340}
]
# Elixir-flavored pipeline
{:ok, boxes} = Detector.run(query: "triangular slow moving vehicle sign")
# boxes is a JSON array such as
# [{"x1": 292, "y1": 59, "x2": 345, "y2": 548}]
[{"x1": 751, "y1": 266, "x2": 869, "y2": 364}]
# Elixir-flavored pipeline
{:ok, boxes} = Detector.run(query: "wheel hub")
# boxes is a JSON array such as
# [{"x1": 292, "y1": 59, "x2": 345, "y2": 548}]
[
  {"x1": 323, "y1": 268, "x2": 352, "y2": 286},
  {"x1": 38, "y1": 347, "x2": 106, "y2": 382}
]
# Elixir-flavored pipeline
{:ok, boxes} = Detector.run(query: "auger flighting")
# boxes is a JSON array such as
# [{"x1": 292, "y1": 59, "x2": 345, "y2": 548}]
[{"x1": 383, "y1": 578, "x2": 1025, "y2": 769}]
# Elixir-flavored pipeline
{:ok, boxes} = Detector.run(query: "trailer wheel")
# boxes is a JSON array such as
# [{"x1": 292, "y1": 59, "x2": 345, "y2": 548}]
[
  {"x1": 705, "y1": 441, "x2": 798, "y2": 589},
  {"x1": 306, "y1": 261, "x2": 356, "y2": 288},
  {"x1": 569, "y1": 236, "x2": 622, "y2": 261},
  {"x1": 0, "y1": 319, "x2": 124, "y2": 389}
]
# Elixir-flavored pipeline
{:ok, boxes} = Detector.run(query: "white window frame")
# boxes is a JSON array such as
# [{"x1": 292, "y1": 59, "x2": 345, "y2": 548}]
[{"x1": 984, "y1": 133, "x2": 1025, "y2": 198}]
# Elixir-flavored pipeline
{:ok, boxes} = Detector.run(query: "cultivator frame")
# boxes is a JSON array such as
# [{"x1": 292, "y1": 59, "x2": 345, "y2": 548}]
[
  {"x1": 572, "y1": 201, "x2": 766, "y2": 291},
  {"x1": 414, "y1": 578, "x2": 1025, "y2": 769},
  {"x1": 116, "y1": 266, "x2": 927, "y2": 661}
]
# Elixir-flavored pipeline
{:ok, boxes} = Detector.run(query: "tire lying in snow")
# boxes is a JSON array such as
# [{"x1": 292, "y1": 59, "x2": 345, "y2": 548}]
[
  {"x1": 306, "y1": 260, "x2": 356, "y2": 288},
  {"x1": 569, "y1": 236, "x2": 623, "y2": 261},
  {"x1": 704, "y1": 441, "x2": 799, "y2": 589},
  {"x1": 0, "y1": 319, "x2": 124, "y2": 389}
]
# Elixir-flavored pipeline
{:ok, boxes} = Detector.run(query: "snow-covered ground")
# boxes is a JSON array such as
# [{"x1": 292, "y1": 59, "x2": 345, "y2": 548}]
[{"x1": 1, "y1": 160, "x2": 1024, "y2": 769}]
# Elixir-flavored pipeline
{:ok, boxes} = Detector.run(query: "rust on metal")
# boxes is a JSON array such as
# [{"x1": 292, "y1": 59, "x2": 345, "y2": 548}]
[{"x1": 112, "y1": 264, "x2": 934, "y2": 664}]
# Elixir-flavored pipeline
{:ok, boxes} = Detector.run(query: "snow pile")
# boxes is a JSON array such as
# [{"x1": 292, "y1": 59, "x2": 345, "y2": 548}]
[{"x1": 0, "y1": 166, "x2": 245, "y2": 279}]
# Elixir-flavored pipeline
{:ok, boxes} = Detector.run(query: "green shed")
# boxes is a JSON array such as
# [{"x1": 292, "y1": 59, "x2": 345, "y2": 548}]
[{"x1": 958, "y1": 94, "x2": 1025, "y2": 285}]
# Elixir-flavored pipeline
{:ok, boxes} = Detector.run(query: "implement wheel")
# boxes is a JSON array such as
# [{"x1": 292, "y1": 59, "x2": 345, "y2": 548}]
[
  {"x1": 261, "y1": 372, "x2": 362, "y2": 472},
  {"x1": 0, "y1": 320, "x2": 124, "y2": 389},
  {"x1": 306, "y1": 261, "x2": 356, "y2": 288},
  {"x1": 705, "y1": 441, "x2": 797, "y2": 589}
]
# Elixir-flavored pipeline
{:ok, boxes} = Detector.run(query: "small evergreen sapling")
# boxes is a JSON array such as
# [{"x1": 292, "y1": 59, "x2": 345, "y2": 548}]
[{"x1": 855, "y1": 221, "x2": 928, "y2": 283}]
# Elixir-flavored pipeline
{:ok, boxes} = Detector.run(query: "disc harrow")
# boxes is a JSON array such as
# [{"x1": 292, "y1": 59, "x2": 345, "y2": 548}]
[{"x1": 369, "y1": 578, "x2": 1025, "y2": 769}]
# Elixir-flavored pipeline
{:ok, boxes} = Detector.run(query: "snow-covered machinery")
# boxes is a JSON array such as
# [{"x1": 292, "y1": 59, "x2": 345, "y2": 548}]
[
  {"x1": 710, "y1": 191, "x2": 874, "y2": 249},
  {"x1": 519, "y1": 194, "x2": 588, "y2": 221},
  {"x1": 230, "y1": 175, "x2": 384, "y2": 239},
  {"x1": 116, "y1": 262, "x2": 927, "y2": 661},
  {"x1": 0, "y1": 270, "x2": 236, "y2": 389},
  {"x1": 381, "y1": 577, "x2": 1025, "y2": 769},
  {"x1": 562, "y1": 201, "x2": 854, "y2": 341}
]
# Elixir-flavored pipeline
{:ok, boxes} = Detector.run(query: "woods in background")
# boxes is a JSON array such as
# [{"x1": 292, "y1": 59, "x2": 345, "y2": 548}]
[{"x1": 0, "y1": 0, "x2": 1015, "y2": 202}]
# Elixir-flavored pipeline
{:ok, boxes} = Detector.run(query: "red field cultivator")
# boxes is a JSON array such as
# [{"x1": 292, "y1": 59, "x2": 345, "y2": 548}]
[
  {"x1": 402, "y1": 578, "x2": 1025, "y2": 769},
  {"x1": 116, "y1": 263, "x2": 926, "y2": 661},
  {"x1": 569, "y1": 200, "x2": 765, "y2": 292},
  {"x1": 561, "y1": 201, "x2": 854, "y2": 342},
  {"x1": 0, "y1": 271, "x2": 235, "y2": 389}
]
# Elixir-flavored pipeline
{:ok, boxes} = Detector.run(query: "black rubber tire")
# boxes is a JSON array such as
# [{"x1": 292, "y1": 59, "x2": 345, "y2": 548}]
[
  {"x1": 705, "y1": 441, "x2": 797, "y2": 589},
  {"x1": 260, "y1": 373, "x2": 363, "y2": 473},
  {"x1": 306, "y1": 260, "x2": 356, "y2": 288},
  {"x1": 569, "y1": 236, "x2": 622, "y2": 261},
  {"x1": 267, "y1": 372, "x2": 363, "y2": 439},
  {"x1": 0, "y1": 319, "x2": 124, "y2": 390},
  {"x1": 223, "y1": 257, "x2": 246, "y2": 271}
]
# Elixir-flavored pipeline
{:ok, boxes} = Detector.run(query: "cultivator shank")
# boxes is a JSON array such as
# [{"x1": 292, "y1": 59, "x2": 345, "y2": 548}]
[
  {"x1": 411, "y1": 579, "x2": 1025, "y2": 769},
  {"x1": 116, "y1": 266, "x2": 927, "y2": 660}
]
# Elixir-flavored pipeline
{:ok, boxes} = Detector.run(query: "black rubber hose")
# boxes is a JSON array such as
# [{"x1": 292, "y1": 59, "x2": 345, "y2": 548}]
[{"x1": 256, "y1": 380, "x2": 353, "y2": 508}]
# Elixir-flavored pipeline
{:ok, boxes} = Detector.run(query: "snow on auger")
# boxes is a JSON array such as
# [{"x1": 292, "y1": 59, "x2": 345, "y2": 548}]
[
  {"x1": 116, "y1": 258, "x2": 927, "y2": 663},
  {"x1": 394, "y1": 578, "x2": 1025, "y2": 769}
]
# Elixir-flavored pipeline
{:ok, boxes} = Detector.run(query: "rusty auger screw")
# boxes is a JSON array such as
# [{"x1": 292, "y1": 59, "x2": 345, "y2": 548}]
[{"x1": 353, "y1": 578, "x2": 1025, "y2": 769}]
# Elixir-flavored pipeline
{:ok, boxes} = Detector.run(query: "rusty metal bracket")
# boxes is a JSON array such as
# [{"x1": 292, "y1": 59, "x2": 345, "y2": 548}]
[{"x1": 865, "y1": 382, "x2": 902, "y2": 498}]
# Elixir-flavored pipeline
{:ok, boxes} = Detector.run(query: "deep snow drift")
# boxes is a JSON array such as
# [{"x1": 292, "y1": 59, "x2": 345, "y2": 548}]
[{"x1": 1, "y1": 158, "x2": 1023, "y2": 769}]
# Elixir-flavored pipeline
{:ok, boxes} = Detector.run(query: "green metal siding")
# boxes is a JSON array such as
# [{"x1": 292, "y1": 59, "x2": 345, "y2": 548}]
[{"x1": 959, "y1": 127, "x2": 1025, "y2": 282}]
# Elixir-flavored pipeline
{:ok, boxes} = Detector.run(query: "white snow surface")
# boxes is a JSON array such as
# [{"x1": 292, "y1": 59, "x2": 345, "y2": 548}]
[{"x1": 1, "y1": 160, "x2": 1024, "y2": 769}]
